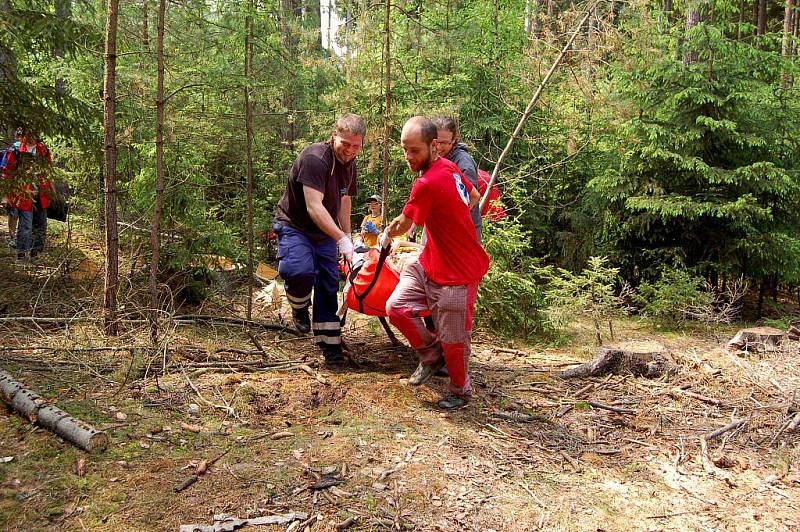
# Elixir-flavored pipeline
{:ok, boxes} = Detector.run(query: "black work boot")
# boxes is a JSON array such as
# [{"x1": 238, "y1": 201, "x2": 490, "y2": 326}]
[
  {"x1": 292, "y1": 307, "x2": 311, "y2": 334},
  {"x1": 438, "y1": 394, "x2": 468, "y2": 410},
  {"x1": 322, "y1": 344, "x2": 347, "y2": 366},
  {"x1": 408, "y1": 358, "x2": 445, "y2": 386}
]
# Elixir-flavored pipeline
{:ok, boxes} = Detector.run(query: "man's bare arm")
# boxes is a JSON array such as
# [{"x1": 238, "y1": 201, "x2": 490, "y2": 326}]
[
  {"x1": 303, "y1": 186, "x2": 347, "y2": 241},
  {"x1": 385, "y1": 212, "x2": 413, "y2": 239},
  {"x1": 338, "y1": 195, "x2": 352, "y2": 235}
]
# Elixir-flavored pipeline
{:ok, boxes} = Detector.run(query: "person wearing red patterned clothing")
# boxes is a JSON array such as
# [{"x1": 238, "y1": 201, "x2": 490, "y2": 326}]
[
  {"x1": 1, "y1": 129, "x2": 54, "y2": 262},
  {"x1": 380, "y1": 116, "x2": 489, "y2": 410}
]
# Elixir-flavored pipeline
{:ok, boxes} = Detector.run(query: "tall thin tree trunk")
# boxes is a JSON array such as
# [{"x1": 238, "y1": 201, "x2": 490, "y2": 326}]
[
  {"x1": 327, "y1": 0, "x2": 332, "y2": 48},
  {"x1": 280, "y1": 0, "x2": 299, "y2": 153},
  {"x1": 757, "y1": 0, "x2": 767, "y2": 35},
  {"x1": 381, "y1": 0, "x2": 391, "y2": 214},
  {"x1": 684, "y1": 6, "x2": 701, "y2": 66},
  {"x1": 525, "y1": 0, "x2": 533, "y2": 35},
  {"x1": 737, "y1": 0, "x2": 747, "y2": 39},
  {"x1": 55, "y1": 0, "x2": 70, "y2": 95},
  {"x1": 782, "y1": 0, "x2": 796, "y2": 86},
  {"x1": 783, "y1": 0, "x2": 796, "y2": 56},
  {"x1": 149, "y1": 0, "x2": 166, "y2": 345},
  {"x1": 103, "y1": 0, "x2": 120, "y2": 336},
  {"x1": 0, "y1": 0, "x2": 17, "y2": 139},
  {"x1": 244, "y1": 0, "x2": 255, "y2": 320},
  {"x1": 142, "y1": 0, "x2": 150, "y2": 53},
  {"x1": 793, "y1": 4, "x2": 800, "y2": 56}
]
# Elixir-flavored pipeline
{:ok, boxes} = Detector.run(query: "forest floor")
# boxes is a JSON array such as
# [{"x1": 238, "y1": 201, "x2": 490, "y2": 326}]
[{"x1": 1, "y1": 222, "x2": 799, "y2": 531}]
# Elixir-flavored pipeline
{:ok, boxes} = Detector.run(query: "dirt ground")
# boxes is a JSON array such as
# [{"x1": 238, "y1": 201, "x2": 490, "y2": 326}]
[{"x1": 1, "y1": 224, "x2": 799, "y2": 531}]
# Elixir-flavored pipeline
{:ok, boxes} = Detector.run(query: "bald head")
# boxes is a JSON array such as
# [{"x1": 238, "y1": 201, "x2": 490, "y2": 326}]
[
  {"x1": 400, "y1": 116, "x2": 439, "y2": 173},
  {"x1": 401, "y1": 116, "x2": 438, "y2": 145}
]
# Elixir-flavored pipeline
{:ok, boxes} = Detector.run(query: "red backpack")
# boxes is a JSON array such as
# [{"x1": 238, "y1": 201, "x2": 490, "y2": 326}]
[{"x1": 477, "y1": 169, "x2": 506, "y2": 222}]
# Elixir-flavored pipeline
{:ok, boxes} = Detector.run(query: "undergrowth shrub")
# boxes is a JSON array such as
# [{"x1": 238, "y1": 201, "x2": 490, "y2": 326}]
[
  {"x1": 634, "y1": 267, "x2": 714, "y2": 327},
  {"x1": 546, "y1": 256, "x2": 631, "y2": 345},
  {"x1": 476, "y1": 218, "x2": 554, "y2": 340}
]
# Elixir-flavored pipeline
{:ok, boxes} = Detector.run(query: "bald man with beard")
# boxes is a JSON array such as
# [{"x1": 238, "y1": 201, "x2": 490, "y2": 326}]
[{"x1": 379, "y1": 116, "x2": 489, "y2": 410}]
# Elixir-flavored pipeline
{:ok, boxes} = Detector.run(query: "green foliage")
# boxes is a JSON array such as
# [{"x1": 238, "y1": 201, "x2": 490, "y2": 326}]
[
  {"x1": 476, "y1": 217, "x2": 554, "y2": 340},
  {"x1": 546, "y1": 257, "x2": 630, "y2": 345},
  {"x1": 586, "y1": 7, "x2": 800, "y2": 288},
  {"x1": 634, "y1": 267, "x2": 714, "y2": 327}
]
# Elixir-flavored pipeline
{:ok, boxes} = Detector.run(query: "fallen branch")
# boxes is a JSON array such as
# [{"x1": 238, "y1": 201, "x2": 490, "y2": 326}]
[
  {"x1": 491, "y1": 411, "x2": 550, "y2": 423},
  {"x1": 670, "y1": 388, "x2": 721, "y2": 406},
  {"x1": 0, "y1": 315, "x2": 301, "y2": 336},
  {"x1": 182, "y1": 370, "x2": 235, "y2": 416},
  {"x1": 0, "y1": 370, "x2": 108, "y2": 452},
  {"x1": 586, "y1": 400, "x2": 635, "y2": 415},
  {"x1": 174, "y1": 448, "x2": 230, "y2": 493},
  {"x1": 179, "y1": 512, "x2": 308, "y2": 532},
  {"x1": 172, "y1": 314, "x2": 301, "y2": 335},
  {"x1": 704, "y1": 419, "x2": 746, "y2": 441},
  {"x1": 559, "y1": 450, "x2": 582, "y2": 473}
]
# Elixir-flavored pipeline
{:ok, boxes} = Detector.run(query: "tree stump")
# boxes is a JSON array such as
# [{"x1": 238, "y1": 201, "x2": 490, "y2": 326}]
[
  {"x1": 727, "y1": 327, "x2": 786, "y2": 353},
  {"x1": 787, "y1": 321, "x2": 800, "y2": 341},
  {"x1": 559, "y1": 346, "x2": 674, "y2": 379}
]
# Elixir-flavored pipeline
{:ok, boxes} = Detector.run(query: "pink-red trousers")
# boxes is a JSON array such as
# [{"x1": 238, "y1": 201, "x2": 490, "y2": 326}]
[{"x1": 386, "y1": 260, "x2": 478, "y2": 399}]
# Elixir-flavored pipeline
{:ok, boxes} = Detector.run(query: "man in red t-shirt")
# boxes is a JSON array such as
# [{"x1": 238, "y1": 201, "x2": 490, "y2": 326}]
[{"x1": 380, "y1": 116, "x2": 489, "y2": 409}]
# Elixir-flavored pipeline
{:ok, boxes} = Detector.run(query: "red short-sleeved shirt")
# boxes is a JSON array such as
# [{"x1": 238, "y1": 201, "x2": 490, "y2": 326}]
[{"x1": 402, "y1": 157, "x2": 489, "y2": 285}]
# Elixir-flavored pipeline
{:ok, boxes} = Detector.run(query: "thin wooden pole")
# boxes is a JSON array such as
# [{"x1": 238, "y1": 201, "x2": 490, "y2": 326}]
[
  {"x1": 244, "y1": 0, "x2": 255, "y2": 320},
  {"x1": 102, "y1": 0, "x2": 120, "y2": 336},
  {"x1": 381, "y1": 0, "x2": 391, "y2": 216},
  {"x1": 149, "y1": 0, "x2": 166, "y2": 345},
  {"x1": 480, "y1": 1, "x2": 601, "y2": 212}
]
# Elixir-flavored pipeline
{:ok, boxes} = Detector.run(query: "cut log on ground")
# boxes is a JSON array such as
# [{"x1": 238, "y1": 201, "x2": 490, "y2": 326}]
[
  {"x1": 727, "y1": 327, "x2": 786, "y2": 353},
  {"x1": 559, "y1": 347, "x2": 674, "y2": 379},
  {"x1": 0, "y1": 370, "x2": 108, "y2": 452},
  {"x1": 179, "y1": 512, "x2": 308, "y2": 532}
]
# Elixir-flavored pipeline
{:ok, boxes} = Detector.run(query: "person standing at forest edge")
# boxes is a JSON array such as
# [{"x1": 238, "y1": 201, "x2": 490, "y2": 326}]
[
  {"x1": 273, "y1": 113, "x2": 365, "y2": 365},
  {"x1": 380, "y1": 116, "x2": 489, "y2": 409},
  {"x1": 431, "y1": 115, "x2": 482, "y2": 241},
  {"x1": 1, "y1": 129, "x2": 54, "y2": 263}
]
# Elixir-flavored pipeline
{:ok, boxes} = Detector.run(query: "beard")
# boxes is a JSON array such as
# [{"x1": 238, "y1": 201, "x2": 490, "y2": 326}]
[{"x1": 408, "y1": 147, "x2": 436, "y2": 173}]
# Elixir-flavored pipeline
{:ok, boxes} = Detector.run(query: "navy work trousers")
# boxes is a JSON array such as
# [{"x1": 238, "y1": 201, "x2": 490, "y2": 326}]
[{"x1": 275, "y1": 224, "x2": 341, "y2": 349}]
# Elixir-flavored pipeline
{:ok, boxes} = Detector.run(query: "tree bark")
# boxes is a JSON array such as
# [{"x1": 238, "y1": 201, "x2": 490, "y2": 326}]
[
  {"x1": 55, "y1": 0, "x2": 71, "y2": 95},
  {"x1": 684, "y1": 7, "x2": 701, "y2": 66},
  {"x1": 149, "y1": 0, "x2": 166, "y2": 345},
  {"x1": 142, "y1": 0, "x2": 151, "y2": 53},
  {"x1": 244, "y1": 0, "x2": 255, "y2": 320},
  {"x1": 757, "y1": 0, "x2": 767, "y2": 35},
  {"x1": 0, "y1": 0, "x2": 17, "y2": 140},
  {"x1": 103, "y1": 0, "x2": 120, "y2": 336},
  {"x1": 782, "y1": 0, "x2": 796, "y2": 60},
  {"x1": 381, "y1": 0, "x2": 391, "y2": 215},
  {"x1": 737, "y1": 0, "x2": 747, "y2": 39}
]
